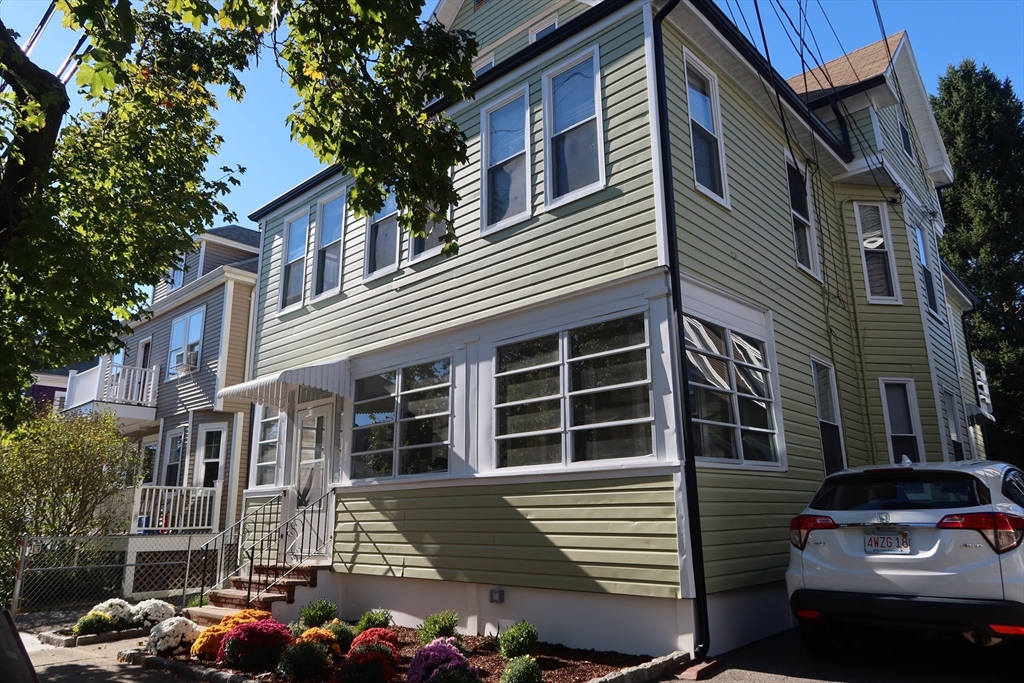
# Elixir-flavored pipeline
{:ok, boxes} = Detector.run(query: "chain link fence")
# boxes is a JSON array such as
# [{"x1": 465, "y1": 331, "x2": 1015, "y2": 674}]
[{"x1": 12, "y1": 533, "x2": 233, "y2": 623}]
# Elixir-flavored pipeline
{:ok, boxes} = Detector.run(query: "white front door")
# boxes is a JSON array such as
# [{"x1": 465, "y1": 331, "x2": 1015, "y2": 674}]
[{"x1": 290, "y1": 404, "x2": 332, "y2": 560}]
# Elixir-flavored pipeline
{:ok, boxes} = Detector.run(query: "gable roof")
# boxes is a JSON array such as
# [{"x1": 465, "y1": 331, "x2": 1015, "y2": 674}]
[
  {"x1": 787, "y1": 31, "x2": 904, "y2": 104},
  {"x1": 204, "y1": 225, "x2": 261, "y2": 248}
]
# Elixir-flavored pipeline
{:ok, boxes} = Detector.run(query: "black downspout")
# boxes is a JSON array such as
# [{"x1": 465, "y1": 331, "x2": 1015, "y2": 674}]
[{"x1": 653, "y1": 0, "x2": 710, "y2": 661}]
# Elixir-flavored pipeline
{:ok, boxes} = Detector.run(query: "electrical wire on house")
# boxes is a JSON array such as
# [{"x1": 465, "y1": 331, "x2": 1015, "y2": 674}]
[{"x1": 55, "y1": 33, "x2": 88, "y2": 86}]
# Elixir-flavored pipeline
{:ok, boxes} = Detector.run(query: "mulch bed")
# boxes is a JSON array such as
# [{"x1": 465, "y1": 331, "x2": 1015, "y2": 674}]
[{"x1": 172, "y1": 625, "x2": 652, "y2": 683}]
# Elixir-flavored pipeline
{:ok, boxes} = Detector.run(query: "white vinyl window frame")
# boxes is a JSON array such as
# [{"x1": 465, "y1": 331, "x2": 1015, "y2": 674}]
[
  {"x1": 362, "y1": 192, "x2": 402, "y2": 282},
  {"x1": 474, "y1": 53, "x2": 494, "y2": 77},
  {"x1": 682, "y1": 48, "x2": 730, "y2": 208},
  {"x1": 163, "y1": 428, "x2": 185, "y2": 487},
  {"x1": 898, "y1": 107, "x2": 915, "y2": 160},
  {"x1": 194, "y1": 422, "x2": 227, "y2": 487},
  {"x1": 810, "y1": 355, "x2": 847, "y2": 472},
  {"x1": 913, "y1": 224, "x2": 941, "y2": 317},
  {"x1": 165, "y1": 305, "x2": 205, "y2": 380},
  {"x1": 167, "y1": 253, "x2": 187, "y2": 291},
  {"x1": 408, "y1": 207, "x2": 448, "y2": 264},
  {"x1": 529, "y1": 14, "x2": 558, "y2": 42},
  {"x1": 278, "y1": 209, "x2": 311, "y2": 312},
  {"x1": 311, "y1": 189, "x2": 346, "y2": 300},
  {"x1": 878, "y1": 377, "x2": 926, "y2": 464},
  {"x1": 480, "y1": 85, "x2": 532, "y2": 235},
  {"x1": 854, "y1": 202, "x2": 902, "y2": 305},
  {"x1": 785, "y1": 152, "x2": 821, "y2": 280},
  {"x1": 250, "y1": 404, "x2": 283, "y2": 489},
  {"x1": 542, "y1": 47, "x2": 606, "y2": 210}
]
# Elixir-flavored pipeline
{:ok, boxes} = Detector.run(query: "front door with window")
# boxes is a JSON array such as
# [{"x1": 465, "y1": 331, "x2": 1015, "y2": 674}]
[{"x1": 290, "y1": 404, "x2": 332, "y2": 560}]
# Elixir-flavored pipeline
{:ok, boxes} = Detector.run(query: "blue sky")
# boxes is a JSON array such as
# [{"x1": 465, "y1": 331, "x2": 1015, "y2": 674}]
[{"x1": 2, "y1": 0, "x2": 1022, "y2": 229}]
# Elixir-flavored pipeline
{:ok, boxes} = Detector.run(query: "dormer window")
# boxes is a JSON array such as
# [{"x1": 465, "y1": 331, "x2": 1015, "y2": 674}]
[{"x1": 167, "y1": 254, "x2": 186, "y2": 291}]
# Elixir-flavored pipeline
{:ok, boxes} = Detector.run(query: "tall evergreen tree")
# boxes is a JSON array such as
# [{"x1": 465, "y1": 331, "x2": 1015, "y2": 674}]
[{"x1": 931, "y1": 60, "x2": 1024, "y2": 460}]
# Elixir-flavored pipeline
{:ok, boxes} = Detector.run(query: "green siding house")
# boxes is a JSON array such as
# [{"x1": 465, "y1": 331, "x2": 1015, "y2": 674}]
[{"x1": 217, "y1": 0, "x2": 991, "y2": 657}]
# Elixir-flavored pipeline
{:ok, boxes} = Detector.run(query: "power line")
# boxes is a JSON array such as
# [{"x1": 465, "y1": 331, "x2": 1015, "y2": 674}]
[{"x1": 0, "y1": 1, "x2": 58, "y2": 94}]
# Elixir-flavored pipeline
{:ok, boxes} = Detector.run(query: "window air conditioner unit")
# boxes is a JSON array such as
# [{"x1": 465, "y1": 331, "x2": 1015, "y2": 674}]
[{"x1": 173, "y1": 351, "x2": 199, "y2": 373}]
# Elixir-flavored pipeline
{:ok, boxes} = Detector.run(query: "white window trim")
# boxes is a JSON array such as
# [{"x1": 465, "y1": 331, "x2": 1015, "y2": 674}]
[
  {"x1": 480, "y1": 85, "x2": 533, "y2": 235},
  {"x1": 683, "y1": 48, "x2": 730, "y2": 209},
  {"x1": 529, "y1": 14, "x2": 558, "y2": 43},
  {"x1": 311, "y1": 189, "x2": 346, "y2": 301},
  {"x1": 542, "y1": 47, "x2": 606, "y2": 211},
  {"x1": 194, "y1": 422, "x2": 228, "y2": 487},
  {"x1": 474, "y1": 53, "x2": 494, "y2": 77},
  {"x1": 362, "y1": 194, "x2": 402, "y2": 282},
  {"x1": 167, "y1": 254, "x2": 186, "y2": 291},
  {"x1": 810, "y1": 354, "x2": 847, "y2": 471},
  {"x1": 486, "y1": 308, "x2": 659, "y2": 474},
  {"x1": 854, "y1": 202, "x2": 902, "y2": 305},
  {"x1": 278, "y1": 208, "x2": 311, "y2": 313},
  {"x1": 913, "y1": 223, "x2": 944, "y2": 320},
  {"x1": 249, "y1": 404, "x2": 284, "y2": 489},
  {"x1": 163, "y1": 428, "x2": 185, "y2": 486},
  {"x1": 135, "y1": 336, "x2": 153, "y2": 369},
  {"x1": 165, "y1": 304, "x2": 206, "y2": 381},
  {"x1": 785, "y1": 151, "x2": 821, "y2": 281},
  {"x1": 878, "y1": 377, "x2": 926, "y2": 464}
]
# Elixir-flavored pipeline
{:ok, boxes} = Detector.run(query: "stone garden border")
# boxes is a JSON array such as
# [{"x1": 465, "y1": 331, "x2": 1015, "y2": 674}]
[
  {"x1": 588, "y1": 650, "x2": 692, "y2": 683},
  {"x1": 38, "y1": 627, "x2": 150, "y2": 648}
]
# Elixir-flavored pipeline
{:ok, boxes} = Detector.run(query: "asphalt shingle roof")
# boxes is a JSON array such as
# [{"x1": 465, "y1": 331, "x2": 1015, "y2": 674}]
[
  {"x1": 787, "y1": 31, "x2": 904, "y2": 104},
  {"x1": 206, "y1": 224, "x2": 261, "y2": 248}
]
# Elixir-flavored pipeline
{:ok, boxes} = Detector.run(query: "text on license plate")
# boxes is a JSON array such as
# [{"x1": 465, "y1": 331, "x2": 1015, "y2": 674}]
[{"x1": 864, "y1": 530, "x2": 911, "y2": 554}]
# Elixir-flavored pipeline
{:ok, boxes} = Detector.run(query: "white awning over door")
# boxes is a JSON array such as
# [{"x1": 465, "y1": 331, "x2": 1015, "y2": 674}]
[{"x1": 218, "y1": 359, "x2": 348, "y2": 410}]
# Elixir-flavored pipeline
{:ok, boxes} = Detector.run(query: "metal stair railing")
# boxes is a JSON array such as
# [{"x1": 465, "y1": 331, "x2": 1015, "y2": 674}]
[{"x1": 244, "y1": 487, "x2": 333, "y2": 604}]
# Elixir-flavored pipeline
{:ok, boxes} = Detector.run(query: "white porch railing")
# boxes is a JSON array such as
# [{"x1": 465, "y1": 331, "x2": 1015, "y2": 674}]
[
  {"x1": 131, "y1": 482, "x2": 223, "y2": 533},
  {"x1": 65, "y1": 356, "x2": 159, "y2": 410}
]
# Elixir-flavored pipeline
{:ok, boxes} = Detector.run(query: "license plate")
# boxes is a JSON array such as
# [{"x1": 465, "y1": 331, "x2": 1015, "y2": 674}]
[{"x1": 864, "y1": 530, "x2": 911, "y2": 554}]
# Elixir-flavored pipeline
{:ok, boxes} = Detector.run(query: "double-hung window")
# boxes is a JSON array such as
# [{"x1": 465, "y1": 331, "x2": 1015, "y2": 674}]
[
  {"x1": 811, "y1": 358, "x2": 845, "y2": 475},
  {"x1": 685, "y1": 316, "x2": 779, "y2": 464},
  {"x1": 351, "y1": 358, "x2": 452, "y2": 479},
  {"x1": 855, "y1": 203, "x2": 900, "y2": 303},
  {"x1": 685, "y1": 54, "x2": 727, "y2": 202},
  {"x1": 365, "y1": 192, "x2": 399, "y2": 278},
  {"x1": 315, "y1": 193, "x2": 345, "y2": 296},
  {"x1": 787, "y1": 160, "x2": 818, "y2": 275},
  {"x1": 898, "y1": 108, "x2": 914, "y2": 159},
  {"x1": 167, "y1": 254, "x2": 186, "y2": 291},
  {"x1": 880, "y1": 379, "x2": 923, "y2": 463},
  {"x1": 410, "y1": 207, "x2": 447, "y2": 262},
  {"x1": 167, "y1": 307, "x2": 204, "y2": 377},
  {"x1": 164, "y1": 431, "x2": 183, "y2": 486},
  {"x1": 494, "y1": 313, "x2": 653, "y2": 468},
  {"x1": 254, "y1": 407, "x2": 280, "y2": 486},
  {"x1": 196, "y1": 425, "x2": 225, "y2": 487},
  {"x1": 281, "y1": 212, "x2": 309, "y2": 308},
  {"x1": 482, "y1": 88, "x2": 530, "y2": 231},
  {"x1": 545, "y1": 50, "x2": 603, "y2": 204},
  {"x1": 914, "y1": 225, "x2": 938, "y2": 313}
]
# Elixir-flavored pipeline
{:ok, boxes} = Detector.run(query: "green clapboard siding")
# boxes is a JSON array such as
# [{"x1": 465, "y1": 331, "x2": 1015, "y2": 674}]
[
  {"x1": 452, "y1": 0, "x2": 590, "y2": 63},
  {"x1": 333, "y1": 476, "x2": 680, "y2": 599}
]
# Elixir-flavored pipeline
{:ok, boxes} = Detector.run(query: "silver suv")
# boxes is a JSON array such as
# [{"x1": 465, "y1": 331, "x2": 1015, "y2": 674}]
[{"x1": 785, "y1": 460, "x2": 1024, "y2": 657}]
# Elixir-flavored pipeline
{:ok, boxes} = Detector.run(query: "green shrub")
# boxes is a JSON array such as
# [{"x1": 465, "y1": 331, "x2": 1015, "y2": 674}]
[
  {"x1": 500, "y1": 656, "x2": 543, "y2": 683},
  {"x1": 498, "y1": 621, "x2": 539, "y2": 660},
  {"x1": 73, "y1": 611, "x2": 113, "y2": 636},
  {"x1": 185, "y1": 594, "x2": 209, "y2": 608},
  {"x1": 299, "y1": 597, "x2": 338, "y2": 629},
  {"x1": 288, "y1": 621, "x2": 305, "y2": 638},
  {"x1": 325, "y1": 619, "x2": 356, "y2": 653},
  {"x1": 354, "y1": 608, "x2": 392, "y2": 633},
  {"x1": 417, "y1": 610, "x2": 460, "y2": 644},
  {"x1": 277, "y1": 640, "x2": 333, "y2": 681}
]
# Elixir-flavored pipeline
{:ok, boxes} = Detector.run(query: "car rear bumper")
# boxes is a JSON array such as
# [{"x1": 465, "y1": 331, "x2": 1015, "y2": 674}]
[{"x1": 790, "y1": 589, "x2": 1024, "y2": 637}]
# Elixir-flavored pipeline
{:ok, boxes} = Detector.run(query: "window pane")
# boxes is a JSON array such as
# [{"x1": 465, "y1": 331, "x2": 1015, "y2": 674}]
[
  {"x1": 570, "y1": 349, "x2": 647, "y2": 391},
  {"x1": 489, "y1": 96, "x2": 526, "y2": 165},
  {"x1": 732, "y1": 333, "x2": 767, "y2": 368},
  {"x1": 488, "y1": 153, "x2": 527, "y2": 224},
  {"x1": 570, "y1": 314, "x2": 645, "y2": 357},
  {"x1": 691, "y1": 124, "x2": 723, "y2": 195},
  {"x1": 187, "y1": 311, "x2": 204, "y2": 343},
  {"x1": 204, "y1": 430, "x2": 222, "y2": 460},
  {"x1": 914, "y1": 226, "x2": 928, "y2": 265},
  {"x1": 552, "y1": 119, "x2": 599, "y2": 198},
  {"x1": 884, "y1": 383, "x2": 914, "y2": 434},
  {"x1": 256, "y1": 464, "x2": 276, "y2": 486},
  {"x1": 498, "y1": 434, "x2": 561, "y2": 468},
  {"x1": 690, "y1": 386, "x2": 732, "y2": 423},
  {"x1": 202, "y1": 461, "x2": 219, "y2": 488},
  {"x1": 741, "y1": 430, "x2": 776, "y2": 461},
  {"x1": 573, "y1": 423, "x2": 651, "y2": 461},
  {"x1": 794, "y1": 218, "x2": 811, "y2": 268},
  {"x1": 368, "y1": 215, "x2": 398, "y2": 273},
  {"x1": 373, "y1": 192, "x2": 398, "y2": 221},
  {"x1": 686, "y1": 351, "x2": 730, "y2": 390},
  {"x1": 859, "y1": 204, "x2": 885, "y2": 249},
  {"x1": 412, "y1": 217, "x2": 446, "y2": 257},
  {"x1": 354, "y1": 397, "x2": 395, "y2": 427},
  {"x1": 552, "y1": 58, "x2": 595, "y2": 133},
  {"x1": 351, "y1": 453, "x2": 394, "y2": 479},
  {"x1": 891, "y1": 435, "x2": 920, "y2": 463},
  {"x1": 497, "y1": 366, "x2": 560, "y2": 403},
  {"x1": 498, "y1": 400, "x2": 560, "y2": 434},
  {"x1": 499, "y1": 334, "x2": 559, "y2": 372},
  {"x1": 865, "y1": 251, "x2": 894, "y2": 297},
  {"x1": 735, "y1": 366, "x2": 770, "y2": 398},
  {"x1": 819, "y1": 421, "x2": 844, "y2": 475},
  {"x1": 787, "y1": 163, "x2": 808, "y2": 219},
  {"x1": 355, "y1": 372, "x2": 396, "y2": 401},
  {"x1": 287, "y1": 215, "x2": 308, "y2": 263},
  {"x1": 695, "y1": 423, "x2": 737, "y2": 460},
  {"x1": 686, "y1": 66, "x2": 715, "y2": 133},
  {"x1": 299, "y1": 416, "x2": 325, "y2": 461},
  {"x1": 282, "y1": 261, "x2": 303, "y2": 306},
  {"x1": 738, "y1": 397, "x2": 773, "y2": 429},
  {"x1": 257, "y1": 443, "x2": 277, "y2": 464},
  {"x1": 683, "y1": 317, "x2": 727, "y2": 355},
  {"x1": 571, "y1": 386, "x2": 650, "y2": 426},
  {"x1": 317, "y1": 242, "x2": 341, "y2": 293},
  {"x1": 399, "y1": 446, "x2": 448, "y2": 475},
  {"x1": 352, "y1": 425, "x2": 394, "y2": 453},
  {"x1": 400, "y1": 388, "x2": 449, "y2": 418},
  {"x1": 534, "y1": 22, "x2": 556, "y2": 41},
  {"x1": 403, "y1": 359, "x2": 450, "y2": 391},
  {"x1": 169, "y1": 320, "x2": 186, "y2": 354},
  {"x1": 321, "y1": 197, "x2": 344, "y2": 247},
  {"x1": 813, "y1": 362, "x2": 836, "y2": 424},
  {"x1": 400, "y1": 416, "x2": 449, "y2": 446}
]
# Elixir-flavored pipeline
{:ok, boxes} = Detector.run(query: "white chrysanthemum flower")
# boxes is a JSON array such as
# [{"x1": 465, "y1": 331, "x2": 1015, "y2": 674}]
[
  {"x1": 131, "y1": 599, "x2": 176, "y2": 627},
  {"x1": 91, "y1": 598, "x2": 134, "y2": 627},
  {"x1": 146, "y1": 616, "x2": 202, "y2": 655}
]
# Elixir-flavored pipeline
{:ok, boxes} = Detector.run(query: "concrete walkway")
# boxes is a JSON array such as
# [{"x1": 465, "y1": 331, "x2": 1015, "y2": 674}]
[{"x1": 24, "y1": 633, "x2": 180, "y2": 683}]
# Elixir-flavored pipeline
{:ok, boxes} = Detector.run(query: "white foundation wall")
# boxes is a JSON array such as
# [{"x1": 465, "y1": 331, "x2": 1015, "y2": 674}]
[
  {"x1": 706, "y1": 581, "x2": 792, "y2": 656},
  {"x1": 285, "y1": 571, "x2": 695, "y2": 656}
]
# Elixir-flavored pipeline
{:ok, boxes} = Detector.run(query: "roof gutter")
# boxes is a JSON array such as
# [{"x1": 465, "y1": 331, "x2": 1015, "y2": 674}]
[{"x1": 653, "y1": 0, "x2": 710, "y2": 662}]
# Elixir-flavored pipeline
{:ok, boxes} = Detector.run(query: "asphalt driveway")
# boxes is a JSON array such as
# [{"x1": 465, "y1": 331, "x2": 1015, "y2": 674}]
[{"x1": 704, "y1": 627, "x2": 1022, "y2": 683}]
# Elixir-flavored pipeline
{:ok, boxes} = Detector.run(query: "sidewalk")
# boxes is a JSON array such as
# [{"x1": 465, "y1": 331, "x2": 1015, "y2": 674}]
[{"x1": 24, "y1": 633, "x2": 180, "y2": 683}]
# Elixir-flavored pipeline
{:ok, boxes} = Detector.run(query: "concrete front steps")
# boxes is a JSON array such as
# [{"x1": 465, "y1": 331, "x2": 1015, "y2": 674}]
[{"x1": 183, "y1": 563, "x2": 323, "y2": 626}]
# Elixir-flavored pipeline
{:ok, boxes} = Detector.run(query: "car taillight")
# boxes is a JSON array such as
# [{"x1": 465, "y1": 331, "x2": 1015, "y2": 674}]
[
  {"x1": 937, "y1": 512, "x2": 1024, "y2": 554},
  {"x1": 790, "y1": 515, "x2": 836, "y2": 550}
]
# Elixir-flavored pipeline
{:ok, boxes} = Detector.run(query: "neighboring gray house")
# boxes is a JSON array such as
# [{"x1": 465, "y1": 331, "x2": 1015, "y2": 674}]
[{"x1": 64, "y1": 226, "x2": 260, "y2": 533}]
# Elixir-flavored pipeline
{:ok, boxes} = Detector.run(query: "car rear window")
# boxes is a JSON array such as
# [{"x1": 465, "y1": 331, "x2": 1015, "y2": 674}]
[{"x1": 810, "y1": 471, "x2": 992, "y2": 511}]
